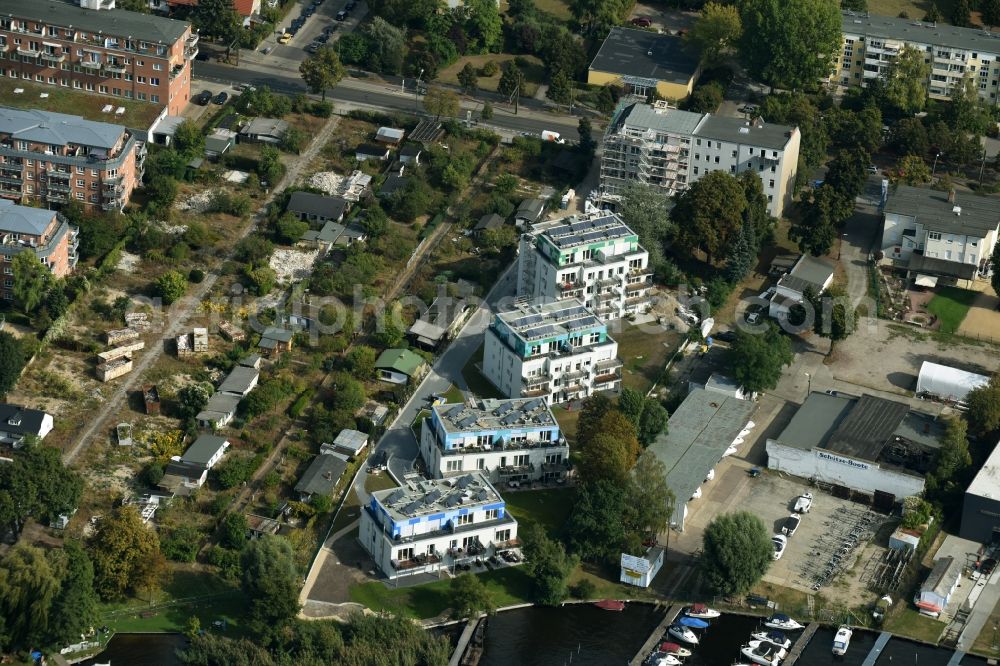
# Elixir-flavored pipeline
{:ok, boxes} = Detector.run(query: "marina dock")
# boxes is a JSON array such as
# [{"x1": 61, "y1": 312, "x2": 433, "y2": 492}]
[
  {"x1": 861, "y1": 631, "x2": 892, "y2": 666},
  {"x1": 629, "y1": 604, "x2": 682, "y2": 666},
  {"x1": 783, "y1": 622, "x2": 819, "y2": 666},
  {"x1": 946, "y1": 650, "x2": 966, "y2": 665}
]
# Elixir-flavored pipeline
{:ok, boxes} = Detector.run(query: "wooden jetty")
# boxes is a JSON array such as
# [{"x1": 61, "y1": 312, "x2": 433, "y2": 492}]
[
  {"x1": 782, "y1": 622, "x2": 819, "y2": 665},
  {"x1": 861, "y1": 631, "x2": 892, "y2": 666},
  {"x1": 629, "y1": 604, "x2": 682, "y2": 666}
]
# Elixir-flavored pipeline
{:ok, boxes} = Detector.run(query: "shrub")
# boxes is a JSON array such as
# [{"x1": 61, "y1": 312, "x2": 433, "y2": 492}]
[
  {"x1": 570, "y1": 579, "x2": 597, "y2": 600},
  {"x1": 161, "y1": 524, "x2": 201, "y2": 562},
  {"x1": 312, "y1": 101, "x2": 334, "y2": 117},
  {"x1": 155, "y1": 270, "x2": 188, "y2": 305},
  {"x1": 480, "y1": 60, "x2": 499, "y2": 76},
  {"x1": 188, "y1": 269, "x2": 205, "y2": 283}
]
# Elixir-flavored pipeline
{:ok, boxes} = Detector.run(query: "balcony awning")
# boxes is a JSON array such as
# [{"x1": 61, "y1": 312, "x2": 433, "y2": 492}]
[{"x1": 914, "y1": 274, "x2": 938, "y2": 288}]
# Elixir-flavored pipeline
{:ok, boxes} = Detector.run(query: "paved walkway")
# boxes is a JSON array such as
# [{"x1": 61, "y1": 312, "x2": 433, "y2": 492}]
[
  {"x1": 840, "y1": 202, "x2": 880, "y2": 311},
  {"x1": 957, "y1": 567, "x2": 1000, "y2": 651}
]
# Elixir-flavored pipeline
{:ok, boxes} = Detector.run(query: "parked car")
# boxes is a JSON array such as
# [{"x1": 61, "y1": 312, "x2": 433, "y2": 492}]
[
  {"x1": 235, "y1": 83, "x2": 256, "y2": 92},
  {"x1": 631, "y1": 16, "x2": 652, "y2": 26},
  {"x1": 772, "y1": 534, "x2": 788, "y2": 560},
  {"x1": 739, "y1": 104, "x2": 759, "y2": 114},
  {"x1": 212, "y1": 91, "x2": 229, "y2": 105},
  {"x1": 193, "y1": 89, "x2": 212, "y2": 105},
  {"x1": 980, "y1": 558, "x2": 997, "y2": 577},
  {"x1": 781, "y1": 514, "x2": 800, "y2": 537},
  {"x1": 278, "y1": 32, "x2": 292, "y2": 43},
  {"x1": 335, "y1": 9, "x2": 347, "y2": 20},
  {"x1": 305, "y1": 43, "x2": 319, "y2": 53},
  {"x1": 867, "y1": 165, "x2": 879, "y2": 174},
  {"x1": 793, "y1": 493, "x2": 813, "y2": 513}
]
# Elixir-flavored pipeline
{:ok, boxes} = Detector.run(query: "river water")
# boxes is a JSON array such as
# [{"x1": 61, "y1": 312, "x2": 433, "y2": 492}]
[
  {"x1": 479, "y1": 605, "x2": 994, "y2": 666},
  {"x1": 78, "y1": 608, "x2": 995, "y2": 666}
]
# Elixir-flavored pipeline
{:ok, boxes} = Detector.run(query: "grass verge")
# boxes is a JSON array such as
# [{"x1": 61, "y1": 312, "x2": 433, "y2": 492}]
[
  {"x1": 615, "y1": 322, "x2": 678, "y2": 393},
  {"x1": 883, "y1": 606, "x2": 947, "y2": 644},
  {"x1": 503, "y1": 487, "x2": 575, "y2": 536},
  {"x1": 349, "y1": 567, "x2": 534, "y2": 619}
]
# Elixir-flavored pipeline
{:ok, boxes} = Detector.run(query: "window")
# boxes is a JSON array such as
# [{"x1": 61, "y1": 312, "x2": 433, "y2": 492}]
[
  {"x1": 589, "y1": 331, "x2": 601, "y2": 344},
  {"x1": 928, "y1": 231, "x2": 941, "y2": 240},
  {"x1": 446, "y1": 459, "x2": 462, "y2": 472},
  {"x1": 136, "y1": 75, "x2": 146, "y2": 84},
  {"x1": 769, "y1": 179, "x2": 775, "y2": 188},
  {"x1": 484, "y1": 509, "x2": 499, "y2": 520},
  {"x1": 477, "y1": 458, "x2": 485, "y2": 470},
  {"x1": 152, "y1": 63, "x2": 162, "y2": 71},
  {"x1": 456, "y1": 513, "x2": 473, "y2": 526},
  {"x1": 150, "y1": 95, "x2": 159, "y2": 103},
  {"x1": 693, "y1": 166, "x2": 699, "y2": 175},
  {"x1": 150, "y1": 77, "x2": 159, "y2": 86},
  {"x1": 495, "y1": 529, "x2": 511, "y2": 543},
  {"x1": 476, "y1": 434, "x2": 493, "y2": 447},
  {"x1": 396, "y1": 547, "x2": 414, "y2": 561},
  {"x1": 76, "y1": 179, "x2": 84, "y2": 187},
  {"x1": 529, "y1": 344, "x2": 541, "y2": 356}
]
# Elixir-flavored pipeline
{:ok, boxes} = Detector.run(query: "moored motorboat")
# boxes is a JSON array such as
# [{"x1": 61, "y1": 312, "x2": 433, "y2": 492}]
[
  {"x1": 685, "y1": 602, "x2": 721, "y2": 619},
  {"x1": 741, "y1": 642, "x2": 782, "y2": 666},
  {"x1": 648, "y1": 654, "x2": 682, "y2": 666},
  {"x1": 677, "y1": 615, "x2": 710, "y2": 629},
  {"x1": 667, "y1": 624, "x2": 699, "y2": 645},
  {"x1": 832, "y1": 625, "x2": 853, "y2": 655},
  {"x1": 658, "y1": 642, "x2": 692, "y2": 657},
  {"x1": 594, "y1": 599, "x2": 625, "y2": 611},
  {"x1": 763, "y1": 613, "x2": 804, "y2": 631},
  {"x1": 747, "y1": 639, "x2": 787, "y2": 659},
  {"x1": 750, "y1": 630, "x2": 790, "y2": 649}
]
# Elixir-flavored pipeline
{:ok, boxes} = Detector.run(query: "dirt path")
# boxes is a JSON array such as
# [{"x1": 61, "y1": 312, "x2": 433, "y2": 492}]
[
  {"x1": 958, "y1": 287, "x2": 1000, "y2": 343},
  {"x1": 63, "y1": 116, "x2": 343, "y2": 465}
]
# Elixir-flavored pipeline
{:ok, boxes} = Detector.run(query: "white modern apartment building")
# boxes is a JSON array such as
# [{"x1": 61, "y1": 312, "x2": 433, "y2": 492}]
[
  {"x1": 835, "y1": 10, "x2": 1000, "y2": 103},
  {"x1": 516, "y1": 211, "x2": 653, "y2": 320},
  {"x1": 880, "y1": 185, "x2": 1000, "y2": 288},
  {"x1": 359, "y1": 473, "x2": 519, "y2": 580},
  {"x1": 599, "y1": 100, "x2": 800, "y2": 217},
  {"x1": 419, "y1": 397, "x2": 570, "y2": 485},
  {"x1": 483, "y1": 299, "x2": 622, "y2": 405}
]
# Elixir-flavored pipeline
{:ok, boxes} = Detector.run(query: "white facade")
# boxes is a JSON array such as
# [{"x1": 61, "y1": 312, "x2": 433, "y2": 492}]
[
  {"x1": 620, "y1": 547, "x2": 665, "y2": 588},
  {"x1": 882, "y1": 212, "x2": 997, "y2": 270},
  {"x1": 516, "y1": 211, "x2": 653, "y2": 320},
  {"x1": 765, "y1": 440, "x2": 926, "y2": 498},
  {"x1": 359, "y1": 474, "x2": 519, "y2": 580},
  {"x1": 419, "y1": 398, "x2": 569, "y2": 484},
  {"x1": 482, "y1": 300, "x2": 622, "y2": 405},
  {"x1": 599, "y1": 100, "x2": 800, "y2": 217}
]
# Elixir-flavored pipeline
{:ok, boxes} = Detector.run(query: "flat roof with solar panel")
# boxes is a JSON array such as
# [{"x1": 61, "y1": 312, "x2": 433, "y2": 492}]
[
  {"x1": 371, "y1": 473, "x2": 504, "y2": 522},
  {"x1": 432, "y1": 397, "x2": 558, "y2": 434},
  {"x1": 534, "y1": 211, "x2": 639, "y2": 250},
  {"x1": 496, "y1": 300, "x2": 607, "y2": 338}
]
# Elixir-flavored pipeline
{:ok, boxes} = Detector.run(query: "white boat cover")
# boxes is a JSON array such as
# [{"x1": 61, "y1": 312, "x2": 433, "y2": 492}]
[{"x1": 916, "y1": 361, "x2": 989, "y2": 402}]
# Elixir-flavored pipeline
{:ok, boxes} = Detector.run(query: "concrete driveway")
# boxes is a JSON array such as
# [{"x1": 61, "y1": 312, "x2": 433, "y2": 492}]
[{"x1": 840, "y1": 202, "x2": 880, "y2": 310}]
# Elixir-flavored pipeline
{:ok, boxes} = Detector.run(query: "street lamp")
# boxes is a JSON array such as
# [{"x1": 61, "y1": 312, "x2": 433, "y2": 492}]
[
  {"x1": 932, "y1": 151, "x2": 942, "y2": 179},
  {"x1": 414, "y1": 68, "x2": 424, "y2": 110}
]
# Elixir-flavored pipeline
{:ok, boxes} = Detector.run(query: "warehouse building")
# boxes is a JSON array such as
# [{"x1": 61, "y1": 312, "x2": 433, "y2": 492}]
[
  {"x1": 960, "y1": 440, "x2": 1000, "y2": 544},
  {"x1": 648, "y1": 388, "x2": 757, "y2": 531},
  {"x1": 766, "y1": 392, "x2": 944, "y2": 504}
]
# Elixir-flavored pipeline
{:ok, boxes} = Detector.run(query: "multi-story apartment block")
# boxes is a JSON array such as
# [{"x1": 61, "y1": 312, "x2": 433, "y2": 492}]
[
  {"x1": 483, "y1": 299, "x2": 622, "y2": 405},
  {"x1": 359, "y1": 473, "x2": 519, "y2": 579},
  {"x1": 835, "y1": 11, "x2": 1000, "y2": 103},
  {"x1": 419, "y1": 397, "x2": 570, "y2": 485},
  {"x1": 0, "y1": 107, "x2": 142, "y2": 210},
  {"x1": 0, "y1": 199, "x2": 79, "y2": 301},
  {"x1": 515, "y1": 211, "x2": 653, "y2": 320},
  {"x1": 0, "y1": 0, "x2": 195, "y2": 114},
  {"x1": 880, "y1": 185, "x2": 1000, "y2": 288},
  {"x1": 599, "y1": 100, "x2": 800, "y2": 217}
]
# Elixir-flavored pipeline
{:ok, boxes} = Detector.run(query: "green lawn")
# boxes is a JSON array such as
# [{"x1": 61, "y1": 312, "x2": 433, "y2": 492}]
[
  {"x1": 615, "y1": 322, "x2": 679, "y2": 393},
  {"x1": 551, "y1": 404, "x2": 581, "y2": 443},
  {"x1": 884, "y1": 606, "x2": 947, "y2": 644},
  {"x1": 503, "y1": 487, "x2": 575, "y2": 536},
  {"x1": 0, "y1": 77, "x2": 164, "y2": 129},
  {"x1": 461, "y1": 344, "x2": 505, "y2": 399},
  {"x1": 868, "y1": 0, "x2": 956, "y2": 20},
  {"x1": 99, "y1": 569, "x2": 246, "y2": 635},
  {"x1": 971, "y1": 598, "x2": 1000, "y2": 658},
  {"x1": 443, "y1": 384, "x2": 465, "y2": 403},
  {"x1": 349, "y1": 567, "x2": 534, "y2": 619},
  {"x1": 927, "y1": 286, "x2": 978, "y2": 334}
]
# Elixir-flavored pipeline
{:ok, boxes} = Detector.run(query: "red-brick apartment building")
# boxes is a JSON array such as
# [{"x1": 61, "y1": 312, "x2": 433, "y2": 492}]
[
  {"x1": 0, "y1": 200, "x2": 79, "y2": 301},
  {"x1": 0, "y1": 0, "x2": 196, "y2": 114},
  {"x1": 0, "y1": 107, "x2": 142, "y2": 211}
]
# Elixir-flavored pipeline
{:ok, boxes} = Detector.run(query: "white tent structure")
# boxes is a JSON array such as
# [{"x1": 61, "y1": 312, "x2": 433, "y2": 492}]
[{"x1": 916, "y1": 361, "x2": 989, "y2": 404}]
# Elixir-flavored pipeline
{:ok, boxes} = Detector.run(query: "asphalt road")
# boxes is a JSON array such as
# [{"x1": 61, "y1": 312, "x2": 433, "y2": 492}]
[{"x1": 192, "y1": 62, "x2": 582, "y2": 140}]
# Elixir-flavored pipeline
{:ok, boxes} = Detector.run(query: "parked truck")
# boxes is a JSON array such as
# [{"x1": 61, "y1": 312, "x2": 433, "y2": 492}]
[{"x1": 541, "y1": 130, "x2": 566, "y2": 144}]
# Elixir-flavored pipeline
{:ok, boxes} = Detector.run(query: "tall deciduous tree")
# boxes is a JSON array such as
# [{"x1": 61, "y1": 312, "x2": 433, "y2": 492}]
[
  {"x1": 618, "y1": 183, "x2": 672, "y2": 272},
  {"x1": 458, "y1": 63, "x2": 479, "y2": 93},
  {"x1": 0, "y1": 443, "x2": 82, "y2": 535},
  {"x1": 576, "y1": 412, "x2": 641, "y2": 484},
  {"x1": 299, "y1": 47, "x2": 346, "y2": 101},
  {"x1": 89, "y1": 506, "x2": 166, "y2": 601},
  {"x1": 701, "y1": 511, "x2": 773, "y2": 595},
  {"x1": 984, "y1": 0, "x2": 1000, "y2": 28},
  {"x1": 465, "y1": 0, "x2": 503, "y2": 53},
  {"x1": 566, "y1": 479, "x2": 634, "y2": 563},
  {"x1": 0, "y1": 332, "x2": 26, "y2": 399},
  {"x1": 0, "y1": 545, "x2": 60, "y2": 650},
  {"x1": 892, "y1": 154, "x2": 932, "y2": 185},
  {"x1": 628, "y1": 451, "x2": 674, "y2": 539},
  {"x1": 951, "y1": 0, "x2": 971, "y2": 26},
  {"x1": 883, "y1": 46, "x2": 931, "y2": 114},
  {"x1": 790, "y1": 184, "x2": 852, "y2": 256},
  {"x1": 726, "y1": 323, "x2": 793, "y2": 394},
  {"x1": 618, "y1": 387, "x2": 645, "y2": 425},
  {"x1": 671, "y1": 171, "x2": 747, "y2": 264},
  {"x1": 11, "y1": 251, "x2": 50, "y2": 314},
  {"x1": 825, "y1": 146, "x2": 870, "y2": 200},
  {"x1": 192, "y1": 0, "x2": 241, "y2": 42},
  {"x1": 638, "y1": 398, "x2": 669, "y2": 446},
  {"x1": 686, "y1": 2, "x2": 742, "y2": 65},
  {"x1": 48, "y1": 541, "x2": 99, "y2": 646},
  {"x1": 423, "y1": 87, "x2": 460, "y2": 119},
  {"x1": 546, "y1": 70, "x2": 573, "y2": 105},
  {"x1": 497, "y1": 61, "x2": 523, "y2": 97},
  {"x1": 240, "y1": 536, "x2": 300, "y2": 629},
  {"x1": 735, "y1": 0, "x2": 841, "y2": 88},
  {"x1": 967, "y1": 373, "x2": 1000, "y2": 438},
  {"x1": 811, "y1": 284, "x2": 859, "y2": 342},
  {"x1": 521, "y1": 522, "x2": 576, "y2": 605},
  {"x1": 448, "y1": 574, "x2": 495, "y2": 619}
]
